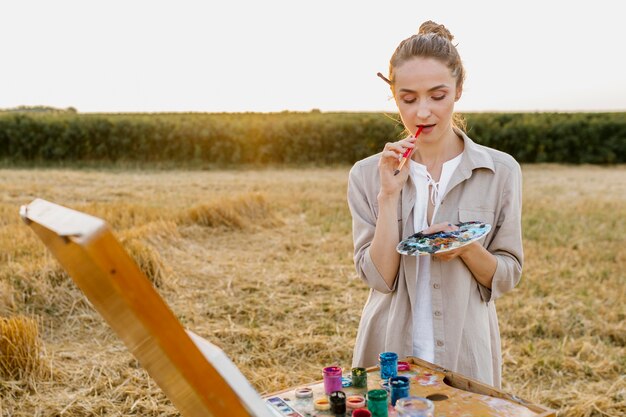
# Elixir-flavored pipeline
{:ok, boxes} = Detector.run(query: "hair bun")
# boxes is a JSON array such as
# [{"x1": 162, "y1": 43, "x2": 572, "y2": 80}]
[{"x1": 418, "y1": 20, "x2": 454, "y2": 42}]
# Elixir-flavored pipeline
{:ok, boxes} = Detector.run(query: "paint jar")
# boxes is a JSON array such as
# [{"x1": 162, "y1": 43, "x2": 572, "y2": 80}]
[
  {"x1": 352, "y1": 367, "x2": 368, "y2": 388},
  {"x1": 294, "y1": 387, "x2": 313, "y2": 399},
  {"x1": 379, "y1": 352, "x2": 398, "y2": 380},
  {"x1": 346, "y1": 395, "x2": 366, "y2": 410},
  {"x1": 389, "y1": 376, "x2": 410, "y2": 406},
  {"x1": 353, "y1": 409, "x2": 373, "y2": 417},
  {"x1": 329, "y1": 390, "x2": 346, "y2": 415},
  {"x1": 323, "y1": 366, "x2": 343, "y2": 395},
  {"x1": 314, "y1": 397, "x2": 331, "y2": 411},
  {"x1": 367, "y1": 389, "x2": 389, "y2": 417},
  {"x1": 397, "y1": 361, "x2": 410, "y2": 372},
  {"x1": 394, "y1": 396, "x2": 434, "y2": 417},
  {"x1": 294, "y1": 387, "x2": 313, "y2": 414}
]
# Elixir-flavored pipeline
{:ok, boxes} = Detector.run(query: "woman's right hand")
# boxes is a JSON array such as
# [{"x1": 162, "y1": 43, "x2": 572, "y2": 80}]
[{"x1": 378, "y1": 136, "x2": 416, "y2": 199}]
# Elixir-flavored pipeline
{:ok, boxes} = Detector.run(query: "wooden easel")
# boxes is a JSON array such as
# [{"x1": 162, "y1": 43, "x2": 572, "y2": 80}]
[{"x1": 20, "y1": 199, "x2": 275, "y2": 417}]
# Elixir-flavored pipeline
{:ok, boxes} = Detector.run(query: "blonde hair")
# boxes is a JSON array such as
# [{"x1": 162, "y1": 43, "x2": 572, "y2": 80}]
[{"x1": 387, "y1": 21, "x2": 466, "y2": 130}]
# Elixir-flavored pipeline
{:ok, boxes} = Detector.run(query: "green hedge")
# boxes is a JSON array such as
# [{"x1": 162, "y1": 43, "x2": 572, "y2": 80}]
[{"x1": 0, "y1": 112, "x2": 623, "y2": 165}]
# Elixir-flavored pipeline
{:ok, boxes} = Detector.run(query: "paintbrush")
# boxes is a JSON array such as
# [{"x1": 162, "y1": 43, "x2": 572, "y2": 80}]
[{"x1": 394, "y1": 125, "x2": 424, "y2": 176}]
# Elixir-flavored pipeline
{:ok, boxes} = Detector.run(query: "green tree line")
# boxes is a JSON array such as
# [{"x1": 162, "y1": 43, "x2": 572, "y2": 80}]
[{"x1": 0, "y1": 111, "x2": 623, "y2": 165}]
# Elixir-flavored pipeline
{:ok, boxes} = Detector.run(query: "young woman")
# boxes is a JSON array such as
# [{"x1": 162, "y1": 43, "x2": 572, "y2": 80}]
[{"x1": 347, "y1": 21, "x2": 523, "y2": 388}]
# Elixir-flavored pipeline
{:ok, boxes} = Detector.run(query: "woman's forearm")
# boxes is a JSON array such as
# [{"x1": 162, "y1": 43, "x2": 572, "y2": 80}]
[
  {"x1": 459, "y1": 243, "x2": 498, "y2": 289},
  {"x1": 369, "y1": 193, "x2": 402, "y2": 289}
]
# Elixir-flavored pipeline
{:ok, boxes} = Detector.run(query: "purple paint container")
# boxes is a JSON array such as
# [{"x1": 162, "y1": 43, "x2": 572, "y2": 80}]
[{"x1": 323, "y1": 366, "x2": 343, "y2": 395}]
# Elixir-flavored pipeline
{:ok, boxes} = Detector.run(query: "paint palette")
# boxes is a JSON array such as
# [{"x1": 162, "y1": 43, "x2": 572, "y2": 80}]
[
  {"x1": 396, "y1": 221, "x2": 491, "y2": 256},
  {"x1": 264, "y1": 356, "x2": 555, "y2": 416}
]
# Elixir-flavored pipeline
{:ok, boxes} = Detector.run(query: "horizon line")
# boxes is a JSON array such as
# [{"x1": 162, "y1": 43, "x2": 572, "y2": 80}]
[{"x1": 1, "y1": 106, "x2": 625, "y2": 115}]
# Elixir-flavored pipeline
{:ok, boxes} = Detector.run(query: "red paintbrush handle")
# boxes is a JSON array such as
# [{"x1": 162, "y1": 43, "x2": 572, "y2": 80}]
[
  {"x1": 402, "y1": 126, "x2": 424, "y2": 157},
  {"x1": 393, "y1": 126, "x2": 424, "y2": 175}
]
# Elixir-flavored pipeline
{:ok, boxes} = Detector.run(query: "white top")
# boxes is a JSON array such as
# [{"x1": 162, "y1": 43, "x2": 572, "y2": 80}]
[{"x1": 408, "y1": 153, "x2": 463, "y2": 363}]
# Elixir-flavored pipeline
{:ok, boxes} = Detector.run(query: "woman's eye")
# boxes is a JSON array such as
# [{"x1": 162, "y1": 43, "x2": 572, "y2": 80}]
[
  {"x1": 433, "y1": 95, "x2": 446, "y2": 101},
  {"x1": 403, "y1": 98, "x2": 416, "y2": 104}
]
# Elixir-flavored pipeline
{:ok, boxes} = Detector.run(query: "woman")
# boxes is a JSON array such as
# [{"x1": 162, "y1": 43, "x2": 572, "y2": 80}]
[{"x1": 347, "y1": 21, "x2": 523, "y2": 388}]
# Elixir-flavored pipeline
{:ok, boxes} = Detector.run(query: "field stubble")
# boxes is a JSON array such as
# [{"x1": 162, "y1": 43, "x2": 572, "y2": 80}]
[{"x1": 0, "y1": 165, "x2": 624, "y2": 417}]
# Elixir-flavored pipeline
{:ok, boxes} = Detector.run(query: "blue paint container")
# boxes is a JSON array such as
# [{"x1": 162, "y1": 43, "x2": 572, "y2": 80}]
[
  {"x1": 378, "y1": 352, "x2": 398, "y2": 380},
  {"x1": 389, "y1": 375, "x2": 410, "y2": 406}
]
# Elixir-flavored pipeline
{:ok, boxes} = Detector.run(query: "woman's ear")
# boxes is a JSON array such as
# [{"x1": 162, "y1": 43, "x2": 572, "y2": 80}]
[{"x1": 455, "y1": 87, "x2": 463, "y2": 101}]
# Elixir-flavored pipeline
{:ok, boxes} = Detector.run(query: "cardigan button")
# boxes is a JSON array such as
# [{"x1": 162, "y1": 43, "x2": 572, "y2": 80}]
[
  {"x1": 434, "y1": 311, "x2": 442, "y2": 317},
  {"x1": 433, "y1": 283, "x2": 440, "y2": 289},
  {"x1": 436, "y1": 340, "x2": 444, "y2": 347}
]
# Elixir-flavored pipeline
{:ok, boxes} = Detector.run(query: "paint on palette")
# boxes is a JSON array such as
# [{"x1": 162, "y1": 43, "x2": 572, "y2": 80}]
[
  {"x1": 396, "y1": 221, "x2": 491, "y2": 256},
  {"x1": 415, "y1": 372, "x2": 439, "y2": 387},
  {"x1": 266, "y1": 396, "x2": 305, "y2": 417}
]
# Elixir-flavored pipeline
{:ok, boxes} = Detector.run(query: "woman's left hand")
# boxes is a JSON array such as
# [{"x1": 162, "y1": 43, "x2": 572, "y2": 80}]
[
  {"x1": 425, "y1": 222, "x2": 497, "y2": 288},
  {"x1": 422, "y1": 222, "x2": 471, "y2": 262},
  {"x1": 432, "y1": 242, "x2": 476, "y2": 261}
]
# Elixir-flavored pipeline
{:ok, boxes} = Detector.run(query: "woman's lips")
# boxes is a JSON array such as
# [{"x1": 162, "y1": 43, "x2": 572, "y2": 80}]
[{"x1": 418, "y1": 124, "x2": 436, "y2": 134}]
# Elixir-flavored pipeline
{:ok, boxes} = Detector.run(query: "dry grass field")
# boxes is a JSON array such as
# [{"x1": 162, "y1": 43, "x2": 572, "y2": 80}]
[{"x1": 0, "y1": 165, "x2": 624, "y2": 417}]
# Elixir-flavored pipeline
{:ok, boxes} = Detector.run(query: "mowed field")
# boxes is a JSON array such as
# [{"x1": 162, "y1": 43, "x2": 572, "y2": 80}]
[{"x1": 0, "y1": 165, "x2": 624, "y2": 417}]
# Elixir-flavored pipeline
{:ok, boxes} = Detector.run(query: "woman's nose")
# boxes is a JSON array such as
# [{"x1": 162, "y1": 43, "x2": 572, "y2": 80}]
[{"x1": 416, "y1": 101, "x2": 431, "y2": 119}]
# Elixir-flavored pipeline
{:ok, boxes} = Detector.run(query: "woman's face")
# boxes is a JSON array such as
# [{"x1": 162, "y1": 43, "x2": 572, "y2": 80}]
[{"x1": 393, "y1": 57, "x2": 461, "y2": 142}]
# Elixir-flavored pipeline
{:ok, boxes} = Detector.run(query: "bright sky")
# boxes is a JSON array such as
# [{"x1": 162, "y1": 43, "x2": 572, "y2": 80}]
[{"x1": 1, "y1": 0, "x2": 624, "y2": 113}]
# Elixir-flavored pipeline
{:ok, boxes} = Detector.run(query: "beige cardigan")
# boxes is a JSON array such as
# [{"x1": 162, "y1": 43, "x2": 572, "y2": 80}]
[{"x1": 347, "y1": 129, "x2": 523, "y2": 388}]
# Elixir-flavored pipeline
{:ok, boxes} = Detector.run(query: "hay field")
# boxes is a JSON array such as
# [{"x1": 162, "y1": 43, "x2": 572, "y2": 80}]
[{"x1": 0, "y1": 165, "x2": 624, "y2": 417}]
